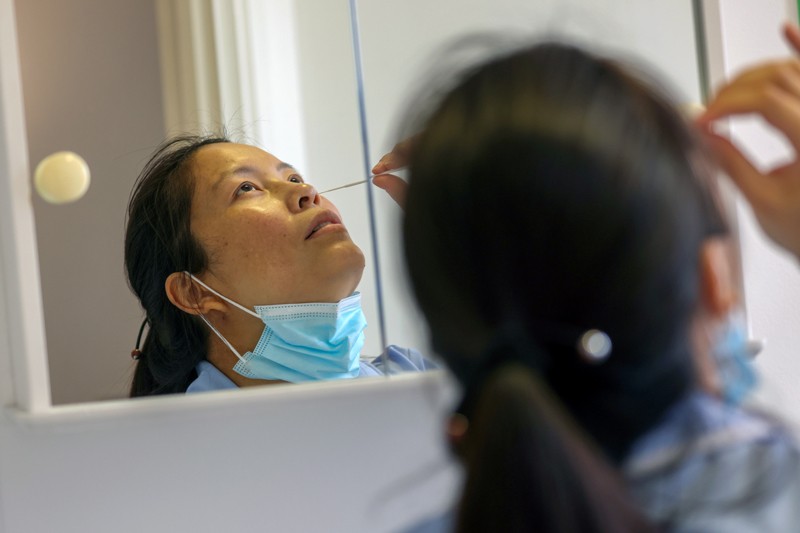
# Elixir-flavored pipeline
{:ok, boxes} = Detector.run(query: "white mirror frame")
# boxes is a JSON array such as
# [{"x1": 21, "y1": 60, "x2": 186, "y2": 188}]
[
  {"x1": 0, "y1": 0, "x2": 51, "y2": 412},
  {"x1": 0, "y1": 0, "x2": 787, "y2": 423},
  {"x1": 4, "y1": 0, "x2": 799, "y2": 530}
]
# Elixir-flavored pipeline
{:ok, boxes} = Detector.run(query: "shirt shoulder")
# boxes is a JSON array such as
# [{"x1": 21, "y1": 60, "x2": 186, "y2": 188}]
[
  {"x1": 186, "y1": 361, "x2": 238, "y2": 393},
  {"x1": 187, "y1": 345, "x2": 439, "y2": 391},
  {"x1": 359, "y1": 345, "x2": 439, "y2": 377},
  {"x1": 625, "y1": 392, "x2": 800, "y2": 532}
]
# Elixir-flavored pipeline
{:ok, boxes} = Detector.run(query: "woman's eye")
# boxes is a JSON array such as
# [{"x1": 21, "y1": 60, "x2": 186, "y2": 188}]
[
  {"x1": 235, "y1": 182, "x2": 257, "y2": 196},
  {"x1": 288, "y1": 174, "x2": 304, "y2": 184}
]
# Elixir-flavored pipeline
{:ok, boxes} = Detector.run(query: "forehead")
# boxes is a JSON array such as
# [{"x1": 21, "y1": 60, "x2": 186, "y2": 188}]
[{"x1": 190, "y1": 143, "x2": 283, "y2": 184}]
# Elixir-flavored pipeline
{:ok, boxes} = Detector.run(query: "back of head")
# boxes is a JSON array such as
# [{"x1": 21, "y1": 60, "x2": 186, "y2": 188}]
[
  {"x1": 125, "y1": 134, "x2": 230, "y2": 396},
  {"x1": 405, "y1": 41, "x2": 725, "y2": 458},
  {"x1": 402, "y1": 41, "x2": 725, "y2": 531}
]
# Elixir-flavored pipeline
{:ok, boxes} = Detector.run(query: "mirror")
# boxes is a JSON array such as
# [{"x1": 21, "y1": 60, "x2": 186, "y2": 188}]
[
  {"x1": 355, "y1": 0, "x2": 705, "y2": 365},
  {"x1": 15, "y1": 0, "x2": 388, "y2": 404},
  {"x1": 13, "y1": 0, "x2": 706, "y2": 405}
]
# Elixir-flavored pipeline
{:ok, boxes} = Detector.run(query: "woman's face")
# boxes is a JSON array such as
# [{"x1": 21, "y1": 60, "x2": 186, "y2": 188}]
[{"x1": 188, "y1": 143, "x2": 365, "y2": 307}]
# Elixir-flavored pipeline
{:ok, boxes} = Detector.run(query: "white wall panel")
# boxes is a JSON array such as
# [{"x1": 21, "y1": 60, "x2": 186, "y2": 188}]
[{"x1": 706, "y1": 0, "x2": 800, "y2": 426}]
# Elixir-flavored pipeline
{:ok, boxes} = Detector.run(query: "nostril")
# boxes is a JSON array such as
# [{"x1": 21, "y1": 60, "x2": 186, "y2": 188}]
[{"x1": 295, "y1": 183, "x2": 319, "y2": 210}]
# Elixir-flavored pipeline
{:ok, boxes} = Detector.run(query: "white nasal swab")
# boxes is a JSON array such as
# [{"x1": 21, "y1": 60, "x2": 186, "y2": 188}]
[
  {"x1": 319, "y1": 167, "x2": 407, "y2": 194},
  {"x1": 320, "y1": 179, "x2": 369, "y2": 194}
]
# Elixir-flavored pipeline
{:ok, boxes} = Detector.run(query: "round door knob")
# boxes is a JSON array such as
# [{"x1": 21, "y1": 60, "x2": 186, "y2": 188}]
[{"x1": 34, "y1": 151, "x2": 91, "y2": 204}]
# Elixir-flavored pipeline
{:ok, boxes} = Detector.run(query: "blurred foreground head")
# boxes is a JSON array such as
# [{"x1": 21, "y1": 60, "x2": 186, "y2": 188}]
[{"x1": 403, "y1": 41, "x2": 726, "y2": 532}]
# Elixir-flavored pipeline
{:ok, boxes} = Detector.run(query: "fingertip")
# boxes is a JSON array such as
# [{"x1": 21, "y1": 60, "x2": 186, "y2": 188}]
[
  {"x1": 694, "y1": 112, "x2": 711, "y2": 127},
  {"x1": 695, "y1": 113, "x2": 722, "y2": 132},
  {"x1": 372, "y1": 156, "x2": 389, "y2": 174},
  {"x1": 695, "y1": 100, "x2": 721, "y2": 123},
  {"x1": 783, "y1": 21, "x2": 800, "y2": 51},
  {"x1": 371, "y1": 173, "x2": 388, "y2": 189}
]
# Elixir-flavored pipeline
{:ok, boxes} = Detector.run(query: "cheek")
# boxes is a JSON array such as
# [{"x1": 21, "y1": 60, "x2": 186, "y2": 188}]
[
  {"x1": 202, "y1": 211, "x2": 296, "y2": 272},
  {"x1": 239, "y1": 212, "x2": 295, "y2": 259}
]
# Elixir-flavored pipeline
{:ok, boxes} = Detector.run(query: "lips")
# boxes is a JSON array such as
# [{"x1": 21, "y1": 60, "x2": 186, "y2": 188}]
[{"x1": 306, "y1": 210, "x2": 343, "y2": 239}]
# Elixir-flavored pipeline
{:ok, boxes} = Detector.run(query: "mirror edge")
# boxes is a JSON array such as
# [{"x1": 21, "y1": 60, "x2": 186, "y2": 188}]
[{"x1": 0, "y1": 0, "x2": 52, "y2": 412}]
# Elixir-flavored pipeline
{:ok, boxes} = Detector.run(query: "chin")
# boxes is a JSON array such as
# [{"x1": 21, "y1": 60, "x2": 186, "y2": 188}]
[
  {"x1": 325, "y1": 242, "x2": 365, "y2": 294},
  {"x1": 335, "y1": 239, "x2": 365, "y2": 266}
]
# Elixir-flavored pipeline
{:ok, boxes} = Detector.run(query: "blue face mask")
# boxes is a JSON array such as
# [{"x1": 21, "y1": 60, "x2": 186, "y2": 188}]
[
  {"x1": 187, "y1": 273, "x2": 367, "y2": 383},
  {"x1": 712, "y1": 316, "x2": 757, "y2": 405}
]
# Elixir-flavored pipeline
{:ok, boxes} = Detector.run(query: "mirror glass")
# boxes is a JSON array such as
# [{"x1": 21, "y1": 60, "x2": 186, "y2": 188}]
[
  {"x1": 15, "y1": 0, "x2": 387, "y2": 404},
  {"x1": 13, "y1": 0, "x2": 704, "y2": 405},
  {"x1": 355, "y1": 0, "x2": 704, "y2": 362}
]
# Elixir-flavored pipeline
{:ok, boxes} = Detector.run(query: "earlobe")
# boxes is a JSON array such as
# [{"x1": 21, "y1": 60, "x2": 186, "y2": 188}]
[
  {"x1": 165, "y1": 272, "x2": 227, "y2": 315},
  {"x1": 699, "y1": 238, "x2": 738, "y2": 318}
]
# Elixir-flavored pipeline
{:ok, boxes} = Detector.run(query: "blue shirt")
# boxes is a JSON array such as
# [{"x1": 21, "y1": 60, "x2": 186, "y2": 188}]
[
  {"x1": 406, "y1": 391, "x2": 800, "y2": 532},
  {"x1": 186, "y1": 345, "x2": 436, "y2": 393},
  {"x1": 623, "y1": 392, "x2": 800, "y2": 532}
]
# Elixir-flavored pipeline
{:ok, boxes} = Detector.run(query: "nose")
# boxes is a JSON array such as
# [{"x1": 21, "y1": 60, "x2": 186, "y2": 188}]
[{"x1": 289, "y1": 182, "x2": 320, "y2": 212}]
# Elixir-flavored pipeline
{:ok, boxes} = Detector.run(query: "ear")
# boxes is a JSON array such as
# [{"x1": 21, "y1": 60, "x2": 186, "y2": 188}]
[
  {"x1": 165, "y1": 272, "x2": 228, "y2": 316},
  {"x1": 698, "y1": 237, "x2": 738, "y2": 319}
]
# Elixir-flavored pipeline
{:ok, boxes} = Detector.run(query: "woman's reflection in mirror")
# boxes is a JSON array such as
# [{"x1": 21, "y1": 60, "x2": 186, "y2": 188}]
[{"x1": 124, "y1": 135, "x2": 435, "y2": 397}]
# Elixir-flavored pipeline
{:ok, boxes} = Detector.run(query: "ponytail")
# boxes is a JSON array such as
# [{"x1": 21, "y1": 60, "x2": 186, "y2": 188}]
[
  {"x1": 455, "y1": 363, "x2": 655, "y2": 533},
  {"x1": 128, "y1": 312, "x2": 206, "y2": 397}
]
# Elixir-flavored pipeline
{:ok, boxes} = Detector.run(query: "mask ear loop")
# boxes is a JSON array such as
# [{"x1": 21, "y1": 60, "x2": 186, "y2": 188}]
[
  {"x1": 183, "y1": 271, "x2": 258, "y2": 365},
  {"x1": 183, "y1": 272, "x2": 260, "y2": 318}
]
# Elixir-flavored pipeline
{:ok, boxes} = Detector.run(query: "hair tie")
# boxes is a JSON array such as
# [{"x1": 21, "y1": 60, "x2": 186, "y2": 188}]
[
  {"x1": 130, "y1": 318, "x2": 148, "y2": 360},
  {"x1": 577, "y1": 329, "x2": 612, "y2": 364},
  {"x1": 453, "y1": 323, "x2": 533, "y2": 419},
  {"x1": 453, "y1": 323, "x2": 612, "y2": 421}
]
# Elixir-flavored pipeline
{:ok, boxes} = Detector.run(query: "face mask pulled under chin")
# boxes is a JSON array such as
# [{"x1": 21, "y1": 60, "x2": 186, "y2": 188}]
[
  {"x1": 186, "y1": 273, "x2": 367, "y2": 383},
  {"x1": 711, "y1": 312, "x2": 757, "y2": 406}
]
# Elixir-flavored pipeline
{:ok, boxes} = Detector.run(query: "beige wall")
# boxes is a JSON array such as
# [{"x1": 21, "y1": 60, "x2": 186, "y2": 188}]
[{"x1": 15, "y1": 0, "x2": 165, "y2": 403}]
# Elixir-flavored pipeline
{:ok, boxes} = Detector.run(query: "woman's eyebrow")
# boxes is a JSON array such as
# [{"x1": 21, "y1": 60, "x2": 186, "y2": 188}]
[
  {"x1": 212, "y1": 166, "x2": 258, "y2": 192},
  {"x1": 276, "y1": 161, "x2": 296, "y2": 172},
  {"x1": 213, "y1": 162, "x2": 297, "y2": 192}
]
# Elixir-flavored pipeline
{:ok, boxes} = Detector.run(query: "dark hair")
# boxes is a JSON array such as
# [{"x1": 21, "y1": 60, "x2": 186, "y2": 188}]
[
  {"x1": 458, "y1": 363, "x2": 653, "y2": 532},
  {"x1": 403, "y1": 42, "x2": 726, "y2": 531},
  {"x1": 125, "y1": 134, "x2": 230, "y2": 397}
]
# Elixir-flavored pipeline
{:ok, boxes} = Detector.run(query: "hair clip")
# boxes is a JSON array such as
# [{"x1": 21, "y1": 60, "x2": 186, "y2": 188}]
[{"x1": 577, "y1": 329, "x2": 612, "y2": 363}]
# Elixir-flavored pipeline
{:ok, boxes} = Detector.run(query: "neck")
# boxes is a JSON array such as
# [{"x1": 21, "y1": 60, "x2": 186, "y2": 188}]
[
  {"x1": 204, "y1": 311, "x2": 281, "y2": 387},
  {"x1": 689, "y1": 311, "x2": 722, "y2": 398}
]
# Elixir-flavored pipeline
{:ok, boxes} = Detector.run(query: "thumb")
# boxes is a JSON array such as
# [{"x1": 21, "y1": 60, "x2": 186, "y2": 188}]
[
  {"x1": 372, "y1": 174, "x2": 407, "y2": 208},
  {"x1": 372, "y1": 152, "x2": 404, "y2": 175},
  {"x1": 704, "y1": 132, "x2": 771, "y2": 208},
  {"x1": 784, "y1": 23, "x2": 800, "y2": 56}
]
